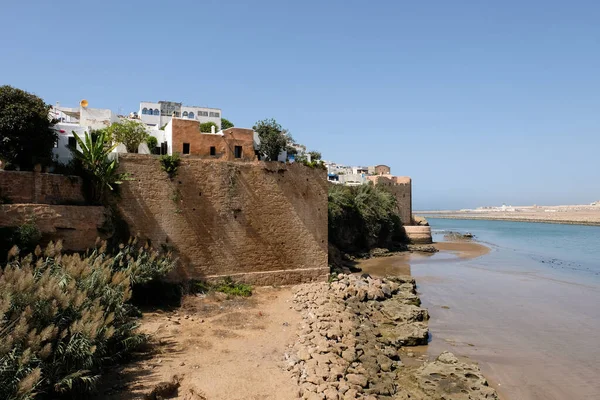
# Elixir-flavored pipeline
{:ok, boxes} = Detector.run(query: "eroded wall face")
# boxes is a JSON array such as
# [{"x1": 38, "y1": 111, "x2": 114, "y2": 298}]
[
  {"x1": 0, "y1": 171, "x2": 84, "y2": 205},
  {"x1": 117, "y1": 155, "x2": 329, "y2": 285},
  {"x1": 390, "y1": 182, "x2": 412, "y2": 225},
  {"x1": 0, "y1": 204, "x2": 106, "y2": 251}
]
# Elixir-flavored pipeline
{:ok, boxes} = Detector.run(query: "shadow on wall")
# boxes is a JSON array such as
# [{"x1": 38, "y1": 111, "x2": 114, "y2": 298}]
[{"x1": 116, "y1": 155, "x2": 328, "y2": 284}]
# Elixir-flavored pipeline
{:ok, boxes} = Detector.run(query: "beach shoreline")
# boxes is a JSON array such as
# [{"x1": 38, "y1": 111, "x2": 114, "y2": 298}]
[
  {"x1": 417, "y1": 205, "x2": 600, "y2": 227},
  {"x1": 417, "y1": 214, "x2": 600, "y2": 226}
]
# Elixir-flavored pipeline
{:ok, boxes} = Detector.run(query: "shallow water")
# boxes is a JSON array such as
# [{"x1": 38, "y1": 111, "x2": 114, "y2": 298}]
[{"x1": 412, "y1": 218, "x2": 600, "y2": 399}]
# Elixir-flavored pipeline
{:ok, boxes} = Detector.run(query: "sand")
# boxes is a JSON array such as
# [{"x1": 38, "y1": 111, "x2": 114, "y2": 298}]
[
  {"x1": 97, "y1": 242, "x2": 497, "y2": 399},
  {"x1": 100, "y1": 288, "x2": 301, "y2": 400},
  {"x1": 357, "y1": 241, "x2": 490, "y2": 278},
  {"x1": 418, "y1": 205, "x2": 600, "y2": 226}
]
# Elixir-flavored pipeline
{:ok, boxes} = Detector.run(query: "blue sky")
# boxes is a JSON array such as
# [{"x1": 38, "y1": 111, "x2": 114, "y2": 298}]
[{"x1": 2, "y1": 0, "x2": 599, "y2": 209}]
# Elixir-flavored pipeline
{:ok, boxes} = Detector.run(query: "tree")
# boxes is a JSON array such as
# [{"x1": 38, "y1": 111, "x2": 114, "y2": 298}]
[
  {"x1": 72, "y1": 130, "x2": 128, "y2": 203},
  {"x1": 107, "y1": 120, "x2": 148, "y2": 153},
  {"x1": 146, "y1": 136, "x2": 158, "y2": 151},
  {"x1": 0, "y1": 85, "x2": 57, "y2": 169},
  {"x1": 308, "y1": 150, "x2": 322, "y2": 161},
  {"x1": 253, "y1": 118, "x2": 293, "y2": 161},
  {"x1": 199, "y1": 121, "x2": 218, "y2": 133},
  {"x1": 221, "y1": 118, "x2": 234, "y2": 130}
]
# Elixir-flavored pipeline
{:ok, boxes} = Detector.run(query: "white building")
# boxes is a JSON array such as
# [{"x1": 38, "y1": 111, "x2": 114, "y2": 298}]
[
  {"x1": 50, "y1": 103, "x2": 122, "y2": 164},
  {"x1": 139, "y1": 100, "x2": 222, "y2": 130}
]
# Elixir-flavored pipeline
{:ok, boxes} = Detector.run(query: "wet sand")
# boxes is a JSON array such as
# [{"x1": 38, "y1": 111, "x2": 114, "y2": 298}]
[
  {"x1": 359, "y1": 242, "x2": 600, "y2": 399},
  {"x1": 358, "y1": 241, "x2": 490, "y2": 277}
]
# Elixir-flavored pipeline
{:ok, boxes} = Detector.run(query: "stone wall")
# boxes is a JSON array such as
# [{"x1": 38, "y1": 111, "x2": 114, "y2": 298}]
[
  {"x1": 367, "y1": 175, "x2": 412, "y2": 225},
  {"x1": 403, "y1": 226, "x2": 433, "y2": 244},
  {"x1": 117, "y1": 155, "x2": 329, "y2": 284},
  {"x1": 0, "y1": 204, "x2": 107, "y2": 251},
  {"x1": 0, "y1": 170, "x2": 84, "y2": 205}
]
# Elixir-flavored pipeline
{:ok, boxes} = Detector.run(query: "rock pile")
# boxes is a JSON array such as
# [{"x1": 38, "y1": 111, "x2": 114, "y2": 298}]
[{"x1": 286, "y1": 274, "x2": 498, "y2": 400}]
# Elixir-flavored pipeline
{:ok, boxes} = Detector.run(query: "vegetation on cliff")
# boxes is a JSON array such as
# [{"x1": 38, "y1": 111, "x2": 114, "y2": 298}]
[
  {"x1": 328, "y1": 184, "x2": 403, "y2": 254},
  {"x1": 72, "y1": 130, "x2": 129, "y2": 204},
  {"x1": 221, "y1": 118, "x2": 234, "y2": 130},
  {"x1": 0, "y1": 85, "x2": 57, "y2": 170},
  {"x1": 106, "y1": 120, "x2": 149, "y2": 153},
  {"x1": 253, "y1": 118, "x2": 293, "y2": 161},
  {"x1": 199, "y1": 121, "x2": 218, "y2": 133},
  {"x1": 0, "y1": 239, "x2": 176, "y2": 399}
]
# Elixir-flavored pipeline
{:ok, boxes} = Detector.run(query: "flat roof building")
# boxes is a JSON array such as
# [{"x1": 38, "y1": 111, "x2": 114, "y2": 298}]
[{"x1": 139, "y1": 100, "x2": 222, "y2": 130}]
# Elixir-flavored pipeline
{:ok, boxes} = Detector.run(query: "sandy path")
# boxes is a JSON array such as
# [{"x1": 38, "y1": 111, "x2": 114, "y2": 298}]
[{"x1": 101, "y1": 287, "x2": 301, "y2": 400}]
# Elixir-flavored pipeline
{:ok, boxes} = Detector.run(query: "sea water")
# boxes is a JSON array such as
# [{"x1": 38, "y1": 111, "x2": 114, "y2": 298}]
[
  {"x1": 428, "y1": 218, "x2": 600, "y2": 284},
  {"x1": 410, "y1": 218, "x2": 600, "y2": 400}
]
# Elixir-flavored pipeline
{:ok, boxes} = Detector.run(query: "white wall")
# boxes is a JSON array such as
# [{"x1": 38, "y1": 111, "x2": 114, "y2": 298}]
[
  {"x1": 164, "y1": 120, "x2": 174, "y2": 155},
  {"x1": 52, "y1": 124, "x2": 87, "y2": 164},
  {"x1": 80, "y1": 107, "x2": 116, "y2": 130},
  {"x1": 140, "y1": 101, "x2": 222, "y2": 130}
]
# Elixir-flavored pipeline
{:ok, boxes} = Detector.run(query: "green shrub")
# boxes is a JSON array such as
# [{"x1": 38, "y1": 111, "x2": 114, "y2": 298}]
[
  {"x1": 0, "y1": 222, "x2": 42, "y2": 259},
  {"x1": 71, "y1": 130, "x2": 129, "y2": 204},
  {"x1": 191, "y1": 277, "x2": 253, "y2": 297},
  {"x1": 199, "y1": 122, "x2": 218, "y2": 133},
  {"x1": 146, "y1": 136, "x2": 158, "y2": 151},
  {"x1": 15, "y1": 222, "x2": 42, "y2": 254},
  {"x1": 0, "y1": 239, "x2": 176, "y2": 399},
  {"x1": 214, "y1": 277, "x2": 253, "y2": 297},
  {"x1": 328, "y1": 184, "x2": 402, "y2": 253},
  {"x1": 159, "y1": 153, "x2": 181, "y2": 179}
]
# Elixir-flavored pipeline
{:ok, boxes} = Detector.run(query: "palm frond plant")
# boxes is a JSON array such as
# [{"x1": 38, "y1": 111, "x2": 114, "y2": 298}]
[{"x1": 71, "y1": 131, "x2": 129, "y2": 204}]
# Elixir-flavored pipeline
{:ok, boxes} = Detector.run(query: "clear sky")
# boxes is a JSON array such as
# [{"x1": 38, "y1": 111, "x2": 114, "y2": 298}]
[{"x1": 2, "y1": 1, "x2": 599, "y2": 209}]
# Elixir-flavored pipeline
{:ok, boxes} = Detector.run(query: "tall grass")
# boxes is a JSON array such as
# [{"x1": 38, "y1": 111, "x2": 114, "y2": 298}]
[{"x1": 0, "y1": 239, "x2": 176, "y2": 399}]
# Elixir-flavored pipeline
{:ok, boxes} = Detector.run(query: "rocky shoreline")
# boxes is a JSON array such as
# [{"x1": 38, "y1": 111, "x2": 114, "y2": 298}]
[{"x1": 286, "y1": 274, "x2": 498, "y2": 400}]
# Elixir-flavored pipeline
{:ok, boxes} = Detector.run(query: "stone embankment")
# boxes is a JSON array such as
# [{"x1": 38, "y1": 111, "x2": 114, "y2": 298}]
[{"x1": 286, "y1": 274, "x2": 498, "y2": 400}]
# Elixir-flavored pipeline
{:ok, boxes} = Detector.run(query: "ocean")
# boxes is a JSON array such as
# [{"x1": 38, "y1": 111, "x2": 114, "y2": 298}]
[
  {"x1": 428, "y1": 218, "x2": 600, "y2": 284},
  {"x1": 411, "y1": 218, "x2": 600, "y2": 399}
]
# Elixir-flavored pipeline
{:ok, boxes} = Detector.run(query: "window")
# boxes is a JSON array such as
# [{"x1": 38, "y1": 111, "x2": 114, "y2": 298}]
[
  {"x1": 67, "y1": 137, "x2": 76, "y2": 148},
  {"x1": 183, "y1": 143, "x2": 190, "y2": 154},
  {"x1": 234, "y1": 146, "x2": 242, "y2": 159},
  {"x1": 209, "y1": 112, "x2": 220, "y2": 118},
  {"x1": 142, "y1": 108, "x2": 148, "y2": 115},
  {"x1": 210, "y1": 146, "x2": 216, "y2": 156},
  {"x1": 182, "y1": 111, "x2": 188, "y2": 117},
  {"x1": 153, "y1": 109, "x2": 160, "y2": 116},
  {"x1": 188, "y1": 112, "x2": 194, "y2": 119}
]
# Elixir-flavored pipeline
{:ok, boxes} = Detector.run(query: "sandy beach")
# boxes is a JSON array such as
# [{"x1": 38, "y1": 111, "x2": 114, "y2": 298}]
[
  {"x1": 418, "y1": 205, "x2": 600, "y2": 226},
  {"x1": 96, "y1": 245, "x2": 500, "y2": 400}
]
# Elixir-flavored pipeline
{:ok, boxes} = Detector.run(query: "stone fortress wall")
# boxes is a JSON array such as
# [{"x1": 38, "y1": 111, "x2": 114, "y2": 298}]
[
  {"x1": 116, "y1": 155, "x2": 329, "y2": 285},
  {"x1": 0, "y1": 170, "x2": 106, "y2": 251}
]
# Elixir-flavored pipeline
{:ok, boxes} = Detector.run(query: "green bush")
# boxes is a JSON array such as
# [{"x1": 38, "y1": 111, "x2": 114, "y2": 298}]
[
  {"x1": 328, "y1": 184, "x2": 403, "y2": 253},
  {"x1": 0, "y1": 240, "x2": 176, "y2": 399},
  {"x1": 214, "y1": 277, "x2": 253, "y2": 297},
  {"x1": 191, "y1": 277, "x2": 253, "y2": 297},
  {"x1": 15, "y1": 222, "x2": 42, "y2": 254},
  {"x1": 199, "y1": 122, "x2": 218, "y2": 133},
  {"x1": 0, "y1": 222, "x2": 42, "y2": 259},
  {"x1": 146, "y1": 136, "x2": 158, "y2": 151},
  {"x1": 71, "y1": 130, "x2": 129, "y2": 204},
  {"x1": 159, "y1": 154, "x2": 181, "y2": 179}
]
